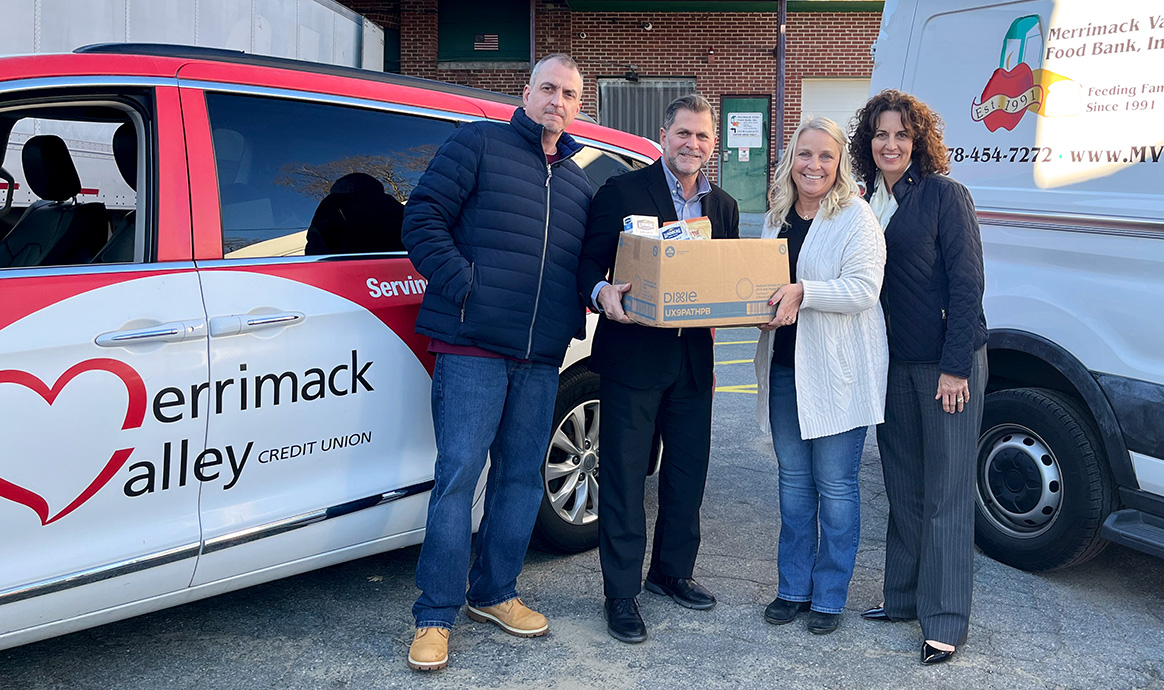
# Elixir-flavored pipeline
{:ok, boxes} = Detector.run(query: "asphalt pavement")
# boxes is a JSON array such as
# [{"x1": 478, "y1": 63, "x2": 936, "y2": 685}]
[
  {"x1": 740, "y1": 211, "x2": 765, "y2": 237},
  {"x1": 4, "y1": 326, "x2": 1164, "y2": 690}
]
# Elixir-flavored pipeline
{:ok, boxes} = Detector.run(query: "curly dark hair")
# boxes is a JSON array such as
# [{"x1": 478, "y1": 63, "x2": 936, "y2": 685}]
[{"x1": 849, "y1": 89, "x2": 950, "y2": 185}]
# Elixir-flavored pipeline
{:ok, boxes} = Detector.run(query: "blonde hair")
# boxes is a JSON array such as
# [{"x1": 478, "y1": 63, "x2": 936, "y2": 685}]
[{"x1": 765, "y1": 116, "x2": 859, "y2": 229}]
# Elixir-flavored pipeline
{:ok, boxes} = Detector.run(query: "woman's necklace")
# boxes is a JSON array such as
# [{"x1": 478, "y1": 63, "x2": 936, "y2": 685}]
[{"x1": 796, "y1": 200, "x2": 819, "y2": 220}]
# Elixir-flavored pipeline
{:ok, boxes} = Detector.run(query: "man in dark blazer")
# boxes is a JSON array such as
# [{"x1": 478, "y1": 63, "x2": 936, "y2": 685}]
[{"x1": 577, "y1": 94, "x2": 740, "y2": 643}]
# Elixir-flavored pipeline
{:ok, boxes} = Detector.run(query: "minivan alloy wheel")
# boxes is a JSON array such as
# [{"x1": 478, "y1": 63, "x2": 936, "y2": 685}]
[
  {"x1": 544, "y1": 399, "x2": 600, "y2": 527},
  {"x1": 533, "y1": 367, "x2": 602, "y2": 553}
]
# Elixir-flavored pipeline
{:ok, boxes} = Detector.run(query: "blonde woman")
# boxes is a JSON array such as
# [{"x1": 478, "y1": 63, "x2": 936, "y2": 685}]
[{"x1": 755, "y1": 117, "x2": 887, "y2": 634}]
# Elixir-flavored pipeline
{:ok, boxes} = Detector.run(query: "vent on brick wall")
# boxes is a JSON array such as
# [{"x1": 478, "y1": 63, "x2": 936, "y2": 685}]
[
  {"x1": 598, "y1": 78, "x2": 697, "y2": 140},
  {"x1": 473, "y1": 34, "x2": 500, "y2": 51}
]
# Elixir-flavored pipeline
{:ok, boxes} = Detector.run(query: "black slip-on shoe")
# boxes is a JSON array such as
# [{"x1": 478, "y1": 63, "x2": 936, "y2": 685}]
[
  {"x1": 805, "y1": 610, "x2": 841, "y2": 635},
  {"x1": 644, "y1": 574, "x2": 717, "y2": 610},
  {"x1": 604, "y1": 597, "x2": 648, "y2": 644},
  {"x1": 763, "y1": 597, "x2": 811, "y2": 625}
]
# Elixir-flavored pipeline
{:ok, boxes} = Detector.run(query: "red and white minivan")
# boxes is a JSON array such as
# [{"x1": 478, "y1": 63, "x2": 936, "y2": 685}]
[{"x1": 0, "y1": 44, "x2": 657, "y2": 650}]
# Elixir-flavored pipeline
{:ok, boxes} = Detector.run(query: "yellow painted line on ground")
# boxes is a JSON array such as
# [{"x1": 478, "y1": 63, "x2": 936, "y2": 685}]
[
  {"x1": 715, "y1": 340, "x2": 759, "y2": 345},
  {"x1": 715, "y1": 384, "x2": 758, "y2": 394},
  {"x1": 715, "y1": 359, "x2": 755, "y2": 365}
]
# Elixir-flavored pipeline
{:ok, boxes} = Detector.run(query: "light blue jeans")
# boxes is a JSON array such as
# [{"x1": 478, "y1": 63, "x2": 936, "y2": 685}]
[
  {"x1": 769, "y1": 364, "x2": 866, "y2": 614},
  {"x1": 412, "y1": 353, "x2": 559, "y2": 629}
]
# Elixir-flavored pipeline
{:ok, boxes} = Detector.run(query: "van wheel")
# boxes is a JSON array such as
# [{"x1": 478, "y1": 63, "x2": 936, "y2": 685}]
[
  {"x1": 974, "y1": 388, "x2": 1114, "y2": 571},
  {"x1": 533, "y1": 367, "x2": 601, "y2": 553}
]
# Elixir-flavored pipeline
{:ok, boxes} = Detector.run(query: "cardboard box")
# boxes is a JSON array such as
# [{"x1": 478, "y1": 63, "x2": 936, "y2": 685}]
[{"x1": 612, "y1": 234, "x2": 790, "y2": 328}]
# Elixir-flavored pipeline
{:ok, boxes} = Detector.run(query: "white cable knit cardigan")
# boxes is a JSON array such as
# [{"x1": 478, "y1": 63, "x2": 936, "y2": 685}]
[{"x1": 754, "y1": 198, "x2": 889, "y2": 440}]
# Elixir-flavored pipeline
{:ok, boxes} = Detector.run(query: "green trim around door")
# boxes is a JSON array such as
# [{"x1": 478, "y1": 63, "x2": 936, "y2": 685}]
[{"x1": 720, "y1": 96, "x2": 772, "y2": 214}]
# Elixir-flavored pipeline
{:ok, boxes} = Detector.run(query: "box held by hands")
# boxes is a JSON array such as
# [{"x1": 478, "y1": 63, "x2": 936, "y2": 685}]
[{"x1": 612, "y1": 234, "x2": 790, "y2": 328}]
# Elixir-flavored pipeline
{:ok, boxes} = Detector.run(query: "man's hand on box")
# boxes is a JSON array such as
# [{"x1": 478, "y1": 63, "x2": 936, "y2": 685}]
[
  {"x1": 759, "y1": 283, "x2": 803, "y2": 332},
  {"x1": 598, "y1": 282, "x2": 633, "y2": 323}
]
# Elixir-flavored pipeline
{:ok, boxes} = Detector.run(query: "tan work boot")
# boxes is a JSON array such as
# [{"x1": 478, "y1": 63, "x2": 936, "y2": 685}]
[
  {"x1": 407, "y1": 627, "x2": 449, "y2": 671},
  {"x1": 466, "y1": 597, "x2": 549, "y2": 637}
]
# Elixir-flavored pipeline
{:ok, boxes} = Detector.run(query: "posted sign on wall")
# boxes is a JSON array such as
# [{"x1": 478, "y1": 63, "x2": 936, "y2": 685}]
[{"x1": 726, "y1": 112, "x2": 764, "y2": 149}]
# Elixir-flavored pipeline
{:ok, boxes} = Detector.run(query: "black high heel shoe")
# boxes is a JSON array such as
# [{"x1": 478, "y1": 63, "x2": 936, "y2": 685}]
[
  {"x1": 921, "y1": 642, "x2": 955, "y2": 665},
  {"x1": 861, "y1": 606, "x2": 894, "y2": 622}
]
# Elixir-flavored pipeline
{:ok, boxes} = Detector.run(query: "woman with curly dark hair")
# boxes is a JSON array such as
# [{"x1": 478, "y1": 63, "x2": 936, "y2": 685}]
[{"x1": 848, "y1": 90, "x2": 988, "y2": 665}]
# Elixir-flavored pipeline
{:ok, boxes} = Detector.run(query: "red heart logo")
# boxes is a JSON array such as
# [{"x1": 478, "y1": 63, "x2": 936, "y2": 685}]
[
  {"x1": 975, "y1": 64, "x2": 1038, "y2": 132},
  {"x1": 0, "y1": 359, "x2": 146, "y2": 525}
]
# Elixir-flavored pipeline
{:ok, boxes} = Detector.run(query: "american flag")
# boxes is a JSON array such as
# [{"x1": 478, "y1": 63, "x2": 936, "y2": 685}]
[{"x1": 473, "y1": 34, "x2": 499, "y2": 51}]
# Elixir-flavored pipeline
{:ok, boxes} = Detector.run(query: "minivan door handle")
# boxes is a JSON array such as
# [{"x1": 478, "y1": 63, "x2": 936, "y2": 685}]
[
  {"x1": 95, "y1": 319, "x2": 207, "y2": 347},
  {"x1": 209, "y1": 311, "x2": 305, "y2": 338}
]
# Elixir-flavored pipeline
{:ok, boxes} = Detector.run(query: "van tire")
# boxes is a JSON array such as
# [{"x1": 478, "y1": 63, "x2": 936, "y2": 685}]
[
  {"x1": 533, "y1": 367, "x2": 601, "y2": 553},
  {"x1": 974, "y1": 388, "x2": 1114, "y2": 571}
]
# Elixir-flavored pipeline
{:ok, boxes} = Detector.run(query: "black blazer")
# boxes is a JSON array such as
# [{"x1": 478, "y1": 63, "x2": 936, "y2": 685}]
[{"x1": 577, "y1": 159, "x2": 740, "y2": 390}]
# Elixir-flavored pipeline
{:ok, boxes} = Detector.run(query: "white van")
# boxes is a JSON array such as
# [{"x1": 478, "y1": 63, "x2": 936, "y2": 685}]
[{"x1": 871, "y1": 0, "x2": 1164, "y2": 570}]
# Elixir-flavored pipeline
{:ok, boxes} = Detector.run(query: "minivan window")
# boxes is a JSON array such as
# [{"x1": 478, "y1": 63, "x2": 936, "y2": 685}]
[
  {"x1": 572, "y1": 146, "x2": 639, "y2": 194},
  {"x1": 0, "y1": 109, "x2": 143, "y2": 269},
  {"x1": 204, "y1": 93, "x2": 456, "y2": 259}
]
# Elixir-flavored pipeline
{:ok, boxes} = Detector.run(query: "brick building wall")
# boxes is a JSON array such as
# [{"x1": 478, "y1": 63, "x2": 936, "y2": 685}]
[
  {"x1": 783, "y1": 12, "x2": 880, "y2": 144},
  {"x1": 355, "y1": 0, "x2": 572, "y2": 96},
  {"x1": 570, "y1": 11, "x2": 778, "y2": 182},
  {"x1": 568, "y1": 10, "x2": 878, "y2": 181},
  {"x1": 400, "y1": 0, "x2": 438, "y2": 79},
  {"x1": 339, "y1": 1, "x2": 879, "y2": 186}
]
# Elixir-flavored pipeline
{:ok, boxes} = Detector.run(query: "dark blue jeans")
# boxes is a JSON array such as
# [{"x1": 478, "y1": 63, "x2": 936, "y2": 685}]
[
  {"x1": 769, "y1": 364, "x2": 867, "y2": 614},
  {"x1": 412, "y1": 353, "x2": 559, "y2": 629}
]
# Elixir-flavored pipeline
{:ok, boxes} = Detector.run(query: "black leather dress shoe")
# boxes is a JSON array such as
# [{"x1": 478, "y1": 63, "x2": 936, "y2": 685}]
[
  {"x1": 805, "y1": 610, "x2": 841, "y2": 635},
  {"x1": 644, "y1": 574, "x2": 716, "y2": 610},
  {"x1": 604, "y1": 597, "x2": 648, "y2": 644},
  {"x1": 921, "y1": 642, "x2": 956, "y2": 665},
  {"x1": 763, "y1": 597, "x2": 811, "y2": 625}
]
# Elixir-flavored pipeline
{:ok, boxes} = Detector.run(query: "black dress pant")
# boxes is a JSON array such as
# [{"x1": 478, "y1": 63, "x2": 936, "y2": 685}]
[
  {"x1": 598, "y1": 348, "x2": 713, "y2": 599},
  {"x1": 876, "y1": 347, "x2": 987, "y2": 646}
]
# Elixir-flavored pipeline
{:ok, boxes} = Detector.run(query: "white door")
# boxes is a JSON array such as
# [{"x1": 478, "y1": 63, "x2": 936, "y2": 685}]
[
  {"x1": 0, "y1": 91, "x2": 207, "y2": 645},
  {"x1": 184, "y1": 87, "x2": 459, "y2": 585}
]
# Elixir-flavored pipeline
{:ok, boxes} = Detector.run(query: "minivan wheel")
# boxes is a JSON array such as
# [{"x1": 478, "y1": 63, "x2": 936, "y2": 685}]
[
  {"x1": 974, "y1": 388, "x2": 1114, "y2": 571},
  {"x1": 533, "y1": 367, "x2": 600, "y2": 553}
]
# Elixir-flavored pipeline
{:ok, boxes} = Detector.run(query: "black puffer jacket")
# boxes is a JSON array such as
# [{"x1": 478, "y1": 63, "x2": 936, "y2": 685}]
[
  {"x1": 402, "y1": 108, "x2": 592, "y2": 365},
  {"x1": 869, "y1": 163, "x2": 987, "y2": 378}
]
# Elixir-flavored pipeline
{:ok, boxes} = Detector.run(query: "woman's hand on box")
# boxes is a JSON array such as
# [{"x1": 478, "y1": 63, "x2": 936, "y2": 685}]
[{"x1": 759, "y1": 283, "x2": 803, "y2": 331}]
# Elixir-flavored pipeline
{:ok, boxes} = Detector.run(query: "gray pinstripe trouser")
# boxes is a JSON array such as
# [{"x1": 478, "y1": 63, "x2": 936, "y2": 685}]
[{"x1": 875, "y1": 346, "x2": 987, "y2": 647}]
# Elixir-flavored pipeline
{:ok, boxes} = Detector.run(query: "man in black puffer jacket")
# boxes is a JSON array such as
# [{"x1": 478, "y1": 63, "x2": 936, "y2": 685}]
[{"x1": 401, "y1": 54, "x2": 592, "y2": 672}]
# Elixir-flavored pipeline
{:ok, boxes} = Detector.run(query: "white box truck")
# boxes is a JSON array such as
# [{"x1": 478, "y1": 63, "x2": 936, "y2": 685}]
[{"x1": 871, "y1": 0, "x2": 1164, "y2": 570}]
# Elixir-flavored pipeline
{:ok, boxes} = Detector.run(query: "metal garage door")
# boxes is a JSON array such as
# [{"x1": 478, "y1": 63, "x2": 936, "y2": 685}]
[
  {"x1": 598, "y1": 78, "x2": 697, "y2": 140},
  {"x1": 800, "y1": 78, "x2": 872, "y2": 134}
]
